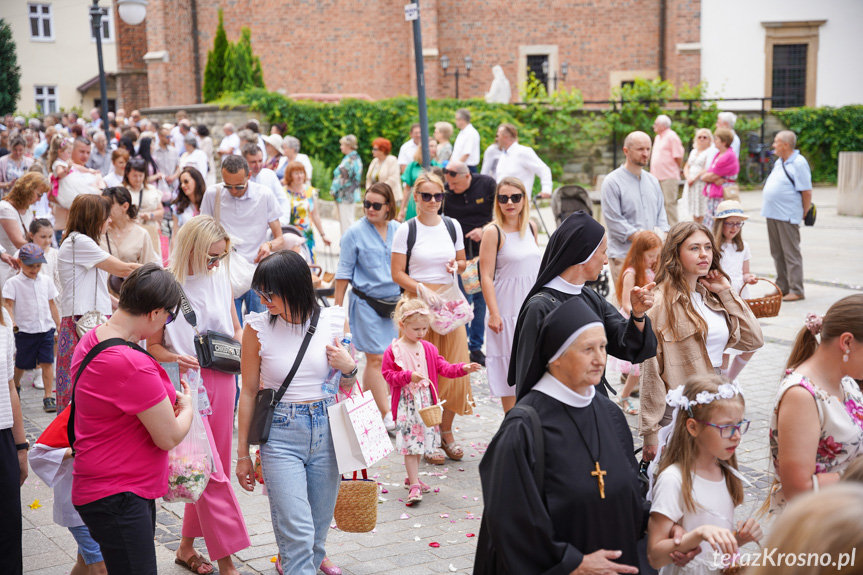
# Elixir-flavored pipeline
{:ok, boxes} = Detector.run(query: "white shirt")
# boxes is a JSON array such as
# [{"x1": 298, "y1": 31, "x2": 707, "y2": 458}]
[
  {"x1": 720, "y1": 240, "x2": 752, "y2": 296},
  {"x1": 0, "y1": 200, "x2": 32, "y2": 255},
  {"x1": 57, "y1": 232, "x2": 111, "y2": 317},
  {"x1": 251, "y1": 168, "x2": 289, "y2": 214},
  {"x1": 200, "y1": 181, "x2": 283, "y2": 263},
  {"x1": 164, "y1": 265, "x2": 234, "y2": 357},
  {"x1": 496, "y1": 142, "x2": 553, "y2": 197},
  {"x1": 391, "y1": 218, "x2": 464, "y2": 285},
  {"x1": 29, "y1": 445, "x2": 84, "y2": 527},
  {"x1": 180, "y1": 149, "x2": 209, "y2": 178},
  {"x1": 397, "y1": 139, "x2": 420, "y2": 167},
  {"x1": 480, "y1": 144, "x2": 502, "y2": 177},
  {"x1": 218, "y1": 133, "x2": 242, "y2": 159},
  {"x1": 0, "y1": 309, "x2": 16, "y2": 429},
  {"x1": 103, "y1": 171, "x2": 123, "y2": 188},
  {"x1": 2, "y1": 273, "x2": 58, "y2": 333},
  {"x1": 57, "y1": 168, "x2": 102, "y2": 209},
  {"x1": 452, "y1": 123, "x2": 481, "y2": 167},
  {"x1": 691, "y1": 291, "x2": 730, "y2": 367}
]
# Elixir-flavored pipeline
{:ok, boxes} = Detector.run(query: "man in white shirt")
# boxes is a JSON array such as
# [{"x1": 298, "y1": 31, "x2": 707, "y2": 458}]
[
  {"x1": 173, "y1": 120, "x2": 196, "y2": 158},
  {"x1": 242, "y1": 143, "x2": 289, "y2": 223},
  {"x1": 200, "y1": 155, "x2": 285, "y2": 319},
  {"x1": 397, "y1": 124, "x2": 421, "y2": 174},
  {"x1": 451, "y1": 108, "x2": 480, "y2": 173},
  {"x1": 218, "y1": 123, "x2": 242, "y2": 162},
  {"x1": 153, "y1": 127, "x2": 180, "y2": 198},
  {"x1": 494, "y1": 123, "x2": 552, "y2": 198}
]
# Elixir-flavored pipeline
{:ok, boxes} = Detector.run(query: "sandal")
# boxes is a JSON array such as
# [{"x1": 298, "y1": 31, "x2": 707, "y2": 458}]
[
  {"x1": 619, "y1": 397, "x2": 638, "y2": 416},
  {"x1": 404, "y1": 478, "x2": 431, "y2": 492},
  {"x1": 406, "y1": 484, "x2": 423, "y2": 505},
  {"x1": 43, "y1": 397, "x2": 57, "y2": 413},
  {"x1": 174, "y1": 553, "x2": 214, "y2": 574},
  {"x1": 276, "y1": 554, "x2": 283, "y2": 575},
  {"x1": 423, "y1": 450, "x2": 445, "y2": 465},
  {"x1": 441, "y1": 431, "x2": 464, "y2": 461}
]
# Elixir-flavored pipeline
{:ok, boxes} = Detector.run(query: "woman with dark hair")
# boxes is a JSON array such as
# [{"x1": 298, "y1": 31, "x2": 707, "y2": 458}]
[
  {"x1": 172, "y1": 166, "x2": 205, "y2": 233},
  {"x1": 71, "y1": 263, "x2": 194, "y2": 575},
  {"x1": 639, "y1": 221, "x2": 762, "y2": 462},
  {"x1": 100, "y1": 187, "x2": 159, "y2": 269},
  {"x1": 123, "y1": 158, "x2": 164, "y2": 256},
  {"x1": 118, "y1": 137, "x2": 135, "y2": 158},
  {"x1": 236, "y1": 250, "x2": 356, "y2": 575},
  {"x1": 136, "y1": 137, "x2": 162, "y2": 187},
  {"x1": 55, "y1": 195, "x2": 141, "y2": 412}
]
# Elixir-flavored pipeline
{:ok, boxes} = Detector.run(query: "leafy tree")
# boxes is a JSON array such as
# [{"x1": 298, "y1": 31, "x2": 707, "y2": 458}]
[
  {"x1": 0, "y1": 19, "x2": 21, "y2": 115},
  {"x1": 202, "y1": 9, "x2": 228, "y2": 102}
]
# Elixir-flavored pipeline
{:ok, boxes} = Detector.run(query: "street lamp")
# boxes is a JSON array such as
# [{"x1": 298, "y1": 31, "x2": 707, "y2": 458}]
[
  {"x1": 440, "y1": 55, "x2": 472, "y2": 99},
  {"x1": 541, "y1": 60, "x2": 569, "y2": 92},
  {"x1": 90, "y1": 0, "x2": 147, "y2": 140}
]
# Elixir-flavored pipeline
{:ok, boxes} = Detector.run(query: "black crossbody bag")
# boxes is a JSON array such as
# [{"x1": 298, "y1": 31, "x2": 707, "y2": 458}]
[
  {"x1": 781, "y1": 159, "x2": 816, "y2": 226},
  {"x1": 350, "y1": 285, "x2": 399, "y2": 319},
  {"x1": 247, "y1": 308, "x2": 320, "y2": 445},
  {"x1": 179, "y1": 289, "x2": 242, "y2": 375}
]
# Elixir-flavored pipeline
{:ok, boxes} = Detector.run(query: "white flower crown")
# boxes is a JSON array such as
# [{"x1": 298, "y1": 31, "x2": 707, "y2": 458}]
[{"x1": 665, "y1": 381, "x2": 743, "y2": 415}]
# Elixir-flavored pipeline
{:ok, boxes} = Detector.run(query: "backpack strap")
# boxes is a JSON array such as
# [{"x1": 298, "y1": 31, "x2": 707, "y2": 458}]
[
  {"x1": 442, "y1": 216, "x2": 457, "y2": 244},
  {"x1": 512, "y1": 404, "x2": 545, "y2": 498},
  {"x1": 405, "y1": 218, "x2": 418, "y2": 277}
]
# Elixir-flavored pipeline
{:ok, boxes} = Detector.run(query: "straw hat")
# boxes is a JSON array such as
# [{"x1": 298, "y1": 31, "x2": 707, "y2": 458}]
[
  {"x1": 714, "y1": 200, "x2": 749, "y2": 220},
  {"x1": 264, "y1": 134, "x2": 283, "y2": 151}
]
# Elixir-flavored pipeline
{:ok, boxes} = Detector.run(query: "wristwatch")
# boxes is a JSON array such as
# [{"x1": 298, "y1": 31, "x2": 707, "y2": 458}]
[
  {"x1": 342, "y1": 365, "x2": 359, "y2": 378},
  {"x1": 16, "y1": 441, "x2": 29, "y2": 452}
]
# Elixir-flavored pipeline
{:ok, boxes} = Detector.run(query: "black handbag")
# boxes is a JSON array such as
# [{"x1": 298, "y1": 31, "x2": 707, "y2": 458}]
[
  {"x1": 179, "y1": 289, "x2": 242, "y2": 375},
  {"x1": 350, "y1": 285, "x2": 398, "y2": 319},
  {"x1": 781, "y1": 158, "x2": 816, "y2": 226},
  {"x1": 247, "y1": 308, "x2": 320, "y2": 445}
]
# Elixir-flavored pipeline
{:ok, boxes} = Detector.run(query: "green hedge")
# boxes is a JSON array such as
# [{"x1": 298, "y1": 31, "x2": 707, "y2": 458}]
[{"x1": 773, "y1": 106, "x2": 863, "y2": 183}]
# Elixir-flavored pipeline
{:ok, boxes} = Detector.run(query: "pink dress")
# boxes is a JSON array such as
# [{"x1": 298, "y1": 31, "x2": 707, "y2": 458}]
[{"x1": 610, "y1": 267, "x2": 655, "y2": 377}]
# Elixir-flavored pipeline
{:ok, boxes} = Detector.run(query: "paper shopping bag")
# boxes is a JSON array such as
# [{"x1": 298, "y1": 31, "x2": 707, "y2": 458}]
[{"x1": 328, "y1": 385, "x2": 393, "y2": 474}]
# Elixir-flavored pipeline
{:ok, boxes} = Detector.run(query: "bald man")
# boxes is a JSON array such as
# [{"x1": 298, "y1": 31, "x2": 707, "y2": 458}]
[{"x1": 600, "y1": 131, "x2": 669, "y2": 286}]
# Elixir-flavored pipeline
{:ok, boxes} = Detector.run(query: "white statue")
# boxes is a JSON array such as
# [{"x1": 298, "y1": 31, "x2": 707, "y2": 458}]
[{"x1": 485, "y1": 65, "x2": 512, "y2": 104}]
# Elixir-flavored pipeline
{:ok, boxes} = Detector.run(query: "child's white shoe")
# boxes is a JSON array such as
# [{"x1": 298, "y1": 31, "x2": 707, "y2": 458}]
[{"x1": 33, "y1": 370, "x2": 44, "y2": 390}]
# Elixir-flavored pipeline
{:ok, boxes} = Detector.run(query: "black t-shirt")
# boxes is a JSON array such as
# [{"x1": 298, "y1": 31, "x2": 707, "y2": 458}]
[{"x1": 443, "y1": 173, "x2": 496, "y2": 258}]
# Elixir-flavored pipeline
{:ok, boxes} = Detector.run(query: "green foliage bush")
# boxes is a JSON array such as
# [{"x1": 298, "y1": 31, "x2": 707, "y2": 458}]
[
  {"x1": 202, "y1": 9, "x2": 228, "y2": 103},
  {"x1": 0, "y1": 19, "x2": 21, "y2": 115},
  {"x1": 774, "y1": 106, "x2": 863, "y2": 183},
  {"x1": 203, "y1": 13, "x2": 264, "y2": 103}
]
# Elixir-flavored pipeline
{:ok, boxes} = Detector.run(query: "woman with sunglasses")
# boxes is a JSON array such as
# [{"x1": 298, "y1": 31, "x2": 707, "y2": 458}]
[
  {"x1": 55, "y1": 195, "x2": 141, "y2": 412},
  {"x1": 335, "y1": 182, "x2": 401, "y2": 432},
  {"x1": 398, "y1": 139, "x2": 441, "y2": 222},
  {"x1": 391, "y1": 172, "x2": 470, "y2": 464},
  {"x1": 681, "y1": 128, "x2": 716, "y2": 224},
  {"x1": 478, "y1": 177, "x2": 540, "y2": 414},
  {"x1": 147, "y1": 216, "x2": 249, "y2": 575},
  {"x1": 70, "y1": 264, "x2": 196, "y2": 575},
  {"x1": 123, "y1": 158, "x2": 165, "y2": 258}
]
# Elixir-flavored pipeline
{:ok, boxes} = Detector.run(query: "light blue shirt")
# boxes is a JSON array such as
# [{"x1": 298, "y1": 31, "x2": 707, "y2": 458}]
[
  {"x1": 600, "y1": 165, "x2": 669, "y2": 259},
  {"x1": 336, "y1": 218, "x2": 401, "y2": 299},
  {"x1": 761, "y1": 150, "x2": 812, "y2": 224}
]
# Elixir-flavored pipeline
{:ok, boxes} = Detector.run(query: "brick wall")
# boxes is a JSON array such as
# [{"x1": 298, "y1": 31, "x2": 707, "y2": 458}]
[{"x1": 114, "y1": 3, "x2": 150, "y2": 111}]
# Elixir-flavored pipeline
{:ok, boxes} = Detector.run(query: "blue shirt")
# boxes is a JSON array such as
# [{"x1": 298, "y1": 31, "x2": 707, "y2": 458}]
[
  {"x1": 336, "y1": 218, "x2": 401, "y2": 299},
  {"x1": 761, "y1": 150, "x2": 812, "y2": 224},
  {"x1": 600, "y1": 165, "x2": 669, "y2": 259}
]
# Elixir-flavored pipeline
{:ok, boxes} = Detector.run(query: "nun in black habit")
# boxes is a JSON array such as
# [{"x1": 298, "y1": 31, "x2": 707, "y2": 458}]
[
  {"x1": 475, "y1": 297, "x2": 645, "y2": 575},
  {"x1": 507, "y1": 211, "x2": 658, "y2": 398}
]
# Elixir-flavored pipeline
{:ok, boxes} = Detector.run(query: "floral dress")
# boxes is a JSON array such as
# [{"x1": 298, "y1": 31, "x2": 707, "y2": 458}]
[
  {"x1": 287, "y1": 186, "x2": 318, "y2": 257},
  {"x1": 390, "y1": 339, "x2": 440, "y2": 457},
  {"x1": 768, "y1": 370, "x2": 863, "y2": 512}
]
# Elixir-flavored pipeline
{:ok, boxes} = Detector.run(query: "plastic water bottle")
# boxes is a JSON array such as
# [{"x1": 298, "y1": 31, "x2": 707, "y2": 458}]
[{"x1": 341, "y1": 333, "x2": 353, "y2": 357}]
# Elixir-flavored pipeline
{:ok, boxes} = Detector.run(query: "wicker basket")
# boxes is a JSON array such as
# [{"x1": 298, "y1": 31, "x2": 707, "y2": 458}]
[
  {"x1": 417, "y1": 385, "x2": 444, "y2": 427},
  {"x1": 742, "y1": 277, "x2": 783, "y2": 319},
  {"x1": 333, "y1": 470, "x2": 377, "y2": 533}
]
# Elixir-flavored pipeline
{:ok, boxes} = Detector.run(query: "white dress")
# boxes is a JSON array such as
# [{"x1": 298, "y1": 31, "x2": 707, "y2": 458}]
[
  {"x1": 720, "y1": 240, "x2": 751, "y2": 299},
  {"x1": 683, "y1": 147, "x2": 716, "y2": 219},
  {"x1": 484, "y1": 227, "x2": 541, "y2": 397}
]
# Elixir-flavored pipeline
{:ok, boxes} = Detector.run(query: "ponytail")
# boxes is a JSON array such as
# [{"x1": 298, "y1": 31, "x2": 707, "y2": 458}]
[
  {"x1": 785, "y1": 294, "x2": 863, "y2": 370},
  {"x1": 785, "y1": 327, "x2": 819, "y2": 370}
]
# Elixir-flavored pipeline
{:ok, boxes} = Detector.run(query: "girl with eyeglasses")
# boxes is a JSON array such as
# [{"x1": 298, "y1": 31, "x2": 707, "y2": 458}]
[
  {"x1": 147, "y1": 216, "x2": 249, "y2": 575},
  {"x1": 478, "y1": 177, "x2": 540, "y2": 414},
  {"x1": 391, "y1": 172, "x2": 470, "y2": 464},
  {"x1": 681, "y1": 128, "x2": 716, "y2": 224}
]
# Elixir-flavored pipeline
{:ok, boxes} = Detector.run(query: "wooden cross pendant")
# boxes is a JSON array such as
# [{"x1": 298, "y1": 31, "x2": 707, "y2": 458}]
[{"x1": 591, "y1": 461, "x2": 607, "y2": 499}]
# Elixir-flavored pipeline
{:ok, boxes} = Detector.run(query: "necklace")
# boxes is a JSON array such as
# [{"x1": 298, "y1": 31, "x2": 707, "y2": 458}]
[{"x1": 564, "y1": 403, "x2": 607, "y2": 499}]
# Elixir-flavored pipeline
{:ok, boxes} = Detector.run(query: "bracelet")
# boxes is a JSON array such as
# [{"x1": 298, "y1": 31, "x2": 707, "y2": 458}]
[
  {"x1": 341, "y1": 365, "x2": 359, "y2": 379},
  {"x1": 631, "y1": 314, "x2": 646, "y2": 323},
  {"x1": 237, "y1": 455, "x2": 252, "y2": 462}
]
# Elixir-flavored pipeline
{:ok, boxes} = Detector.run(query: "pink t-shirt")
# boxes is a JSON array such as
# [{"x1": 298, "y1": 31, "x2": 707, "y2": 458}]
[
  {"x1": 71, "y1": 330, "x2": 176, "y2": 506},
  {"x1": 651, "y1": 130, "x2": 685, "y2": 181}
]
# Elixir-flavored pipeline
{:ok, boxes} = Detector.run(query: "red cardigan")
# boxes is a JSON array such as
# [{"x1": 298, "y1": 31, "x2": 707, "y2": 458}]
[{"x1": 381, "y1": 339, "x2": 466, "y2": 420}]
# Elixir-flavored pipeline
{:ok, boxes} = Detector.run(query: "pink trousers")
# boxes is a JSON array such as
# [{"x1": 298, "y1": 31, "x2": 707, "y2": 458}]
[{"x1": 181, "y1": 369, "x2": 250, "y2": 560}]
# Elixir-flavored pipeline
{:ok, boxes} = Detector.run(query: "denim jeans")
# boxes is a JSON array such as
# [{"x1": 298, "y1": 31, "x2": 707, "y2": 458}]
[
  {"x1": 260, "y1": 397, "x2": 340, "y2": 575},
  {"x1": 457, "y1": 275, "x2": 487, "y2": 351},
  {"x1": 68, "y1": 524, "x2": 104, "y2": 564},
  {"x1": 234, "y1": 289, "x2": 267, "y2": 327}
]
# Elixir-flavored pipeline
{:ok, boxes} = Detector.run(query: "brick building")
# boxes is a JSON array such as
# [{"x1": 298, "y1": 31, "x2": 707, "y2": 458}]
[{"x1": 119, "y1": 0, "x2": 701, "y2": 108}]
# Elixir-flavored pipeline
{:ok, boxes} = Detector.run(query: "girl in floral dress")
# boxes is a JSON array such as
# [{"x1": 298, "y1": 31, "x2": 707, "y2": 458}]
[
  {"x1": 768, "y1": 295, "x2": 863, "y2": 512},
  {"x1": 381, "y1": 298, "x2": 481, "y2": 505}
]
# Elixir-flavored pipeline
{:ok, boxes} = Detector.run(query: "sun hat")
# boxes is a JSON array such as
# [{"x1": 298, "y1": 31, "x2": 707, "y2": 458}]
[
  {"x1": 714, "y1": 200, "x2": 749, "y2": 220},
  {"x1": 264, "y1": 134, "x2": 283, "y2": 151}
]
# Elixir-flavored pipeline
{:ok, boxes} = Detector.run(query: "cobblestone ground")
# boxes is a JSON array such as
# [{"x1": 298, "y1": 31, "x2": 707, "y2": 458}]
[{"x1": 18, "y1": 187, "x2": 862, "y2": 574}]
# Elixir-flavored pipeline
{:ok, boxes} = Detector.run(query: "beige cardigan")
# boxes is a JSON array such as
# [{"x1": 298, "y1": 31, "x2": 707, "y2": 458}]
[
  {"x1": 638, "y1": 283, "x2": 763, "y2": 446},
  {"x1": 365, "y1": 155, "x2": 402, "y2": 200}
]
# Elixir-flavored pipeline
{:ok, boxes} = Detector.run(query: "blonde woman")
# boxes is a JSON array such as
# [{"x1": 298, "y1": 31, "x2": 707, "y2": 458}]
[
  {"x1": 434, "y1": 122, "x2": 454, "y2": 164},
  {"x1": 146, "y1": 216, "x2": 249, "y2": 574},
  {"x1": 682, "y1": 128, "x2": 716, "y2": 224},
  {"x1": 478, "y1": 177, "x2": 540, "y2": 413}
]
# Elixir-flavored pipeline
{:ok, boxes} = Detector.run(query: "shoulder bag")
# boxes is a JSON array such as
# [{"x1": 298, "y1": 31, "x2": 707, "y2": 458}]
[
  {"x1": 247, "y1": 307, "x2": 320, "y2": 445},
  {"x1": 179, "y1": 288, "x2": 241, "y2": 374},
  {"x1": 72, "y1": 233, "x2": 109, "y2": 338},
  {"x1": 781, "y1": 159, "x2": 816, "y2": 226}
]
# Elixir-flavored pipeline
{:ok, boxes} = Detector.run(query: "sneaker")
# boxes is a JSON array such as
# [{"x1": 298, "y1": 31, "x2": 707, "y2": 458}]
[
  {"x1": 33, "y1": 371, "x2": 44, "y2": 390},
  {"x1": 43, "y1": 397, "x2": 57, "y2": 413},
  {"x1": 383, "y1": 412, "x2": 396, "y2": 435},
  {"x1": 469, "y1": 349, "x2": 486, "y2": 367}
]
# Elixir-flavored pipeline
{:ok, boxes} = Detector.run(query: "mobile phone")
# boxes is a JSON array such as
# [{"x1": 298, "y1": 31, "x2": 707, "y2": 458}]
[{"x1": 160, "y1": 362, "x2": 182, "y2": 393}]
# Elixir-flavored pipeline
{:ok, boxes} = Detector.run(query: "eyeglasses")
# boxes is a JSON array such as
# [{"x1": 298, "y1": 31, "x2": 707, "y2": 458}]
[
  {"x1": 694, "y1": 419, "x2": 750, "y2": 438},
  {"x1": 206, "y1": 250, "x2": 229, "y2": 267},
  {"x1": 363, "y1": 200, "x2": 387, "y2": 211},
  {"x1": 419, "y1": 192, "x2": 443, "y2": 203},
  {"x1": 497, "y1": 193, "x2": 524, "y2": 204},
  {"x1": 253, "y1": 288, "x2": 274, "y2": 303},
  {"x1": 222, "y1": 182, "x2": 248, "y2": 192},
  {"x1": 723, "y1": 221, "x2": 745, "y2": 229},
  {"x1": 443, "y1": 169, "x2": 464, "y2": 177},
  {"x1": 371, "y1": 147, "x2": 380, "y2": 152}
]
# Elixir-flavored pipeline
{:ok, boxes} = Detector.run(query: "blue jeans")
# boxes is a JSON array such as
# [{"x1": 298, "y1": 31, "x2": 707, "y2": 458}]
[
  {"x1": 260, "y1": 397, "x2": 340, "y2": 575},
  {"x1": 234, "y1": 290, "x2": 267, "y2": 327},
  {"x1": 458, "y1": 276, "x2": 487, "y2": 351},
  {"x1": 69, "y1": 524, "x2": 104, "y2": 564}
]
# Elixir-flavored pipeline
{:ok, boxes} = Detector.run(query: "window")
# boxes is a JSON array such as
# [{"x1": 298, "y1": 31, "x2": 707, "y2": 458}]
[
  {"x1": 90, "y1": 7, "x2": 114, "y2": 42},
  {"x1": 28, "y1": 3, "x2": 53, "y2": 41},
  {"x1": 772, "y1": 44, "x2": 807, "y2": 108},
  {"x1": 34, "y1": 86, "x2": 58, "y2": 115},
  {"x1": 526, "y1": 55, "x2": 550, "y2": 92}
]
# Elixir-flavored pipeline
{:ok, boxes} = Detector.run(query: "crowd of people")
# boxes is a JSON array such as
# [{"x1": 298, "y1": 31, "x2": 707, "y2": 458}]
[{"x1": 0, "y1": 106, "x2": 856, "y2": 575}]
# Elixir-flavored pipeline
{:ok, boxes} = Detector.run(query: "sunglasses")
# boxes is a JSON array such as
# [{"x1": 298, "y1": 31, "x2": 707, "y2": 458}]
[
  {"x1": 207, "y1": 250, "x2": 229, "y2": 266},
  {"x1": 497, "y1": 193, "x2": 524, "y2": 204},
  {"x1": 419, "y1": 192, "x2": 443, "y2": 203},
  {"x1": 443, "y1": 169, "x2": 464, "y2": 177},
  {"x1": 363, "y1": 200, "x2": 387, "y2": 211},
  {"x1": 694, "y1": 419, "x2": 750, "y2": 439},
  {"x1": 723, "y1": 221, "x2": 745, "y2": 229},
  {"x1": 254, "y1": 288, "x2": 274, "y2": 303},
  {"x1": 164, "y1": 305, "x2": 180, "y2": 325},
  {"x1": 222, "y1": 182, "x2": 247, "y2": 192}
]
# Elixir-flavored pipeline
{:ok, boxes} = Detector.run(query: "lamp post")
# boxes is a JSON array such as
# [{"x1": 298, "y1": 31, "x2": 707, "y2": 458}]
[
  {"x1": 440, "y1": 55, "x2": 472, "y2": 99},
  {"x1": 541, "y1": 60, "x2": 569, "y2": 92},
  {"x1": 90, "y1": 0, "x2": 147, "y2": 141}
]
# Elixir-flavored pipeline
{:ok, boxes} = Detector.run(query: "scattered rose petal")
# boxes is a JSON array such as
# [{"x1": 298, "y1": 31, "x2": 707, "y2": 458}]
[
  {"x1": 433, "y1": 488, "x2": 440, "y2": 493},
  {"x1": 271, "y1": 556, "x2": 278, "y2": 563},
  {"x1": 440, "y1": 513, "x2": 449, "y2": 518},
  {"x1": 400, "y1": 513, "x2": 410, "y2": 520},
  {"x1": 462, "y1": 495, "x2": 468, "y2": 499},
  {"x1": 467, "y1": 533, "x2": 476, "y2": 537},
  {"x1": 413, "y1": 523, "x2": 422, "y2": 528},
  {"x1": 414, "y1": 536, "x2": 421, "y2": 542},
  {"x1": 450, "y1": 520, "x2": 457, "y2": 523},
  {"x1": 447, "y1": 540, "x2": 457, "y2": 543},
  {"x1": 473, "y1": 497, "x2": 479, "y2": 501},
  {"x1": 449, "y1": 563, "x2": 458, "y2": 571},
  {"x1": 429, "y1": 542, "x2": 440, "y2": 548},
  {"x1": 28, "y1": 499, "x2": 41, "y2": 510},
  {"x1": 381, "y1": 489, "x2": 389, "y2": 494},
  {"x1": 458, "y1": 468, "x2": 465, "y2": 472}
]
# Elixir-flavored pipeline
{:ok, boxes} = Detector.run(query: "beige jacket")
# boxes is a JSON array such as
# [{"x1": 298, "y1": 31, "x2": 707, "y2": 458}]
[
  {"x1": 638, "y1": 283, "x2": 763, "y2": 446},
  {"x1": 366, "y1": 155, "x2": 402, "y2": 201}
]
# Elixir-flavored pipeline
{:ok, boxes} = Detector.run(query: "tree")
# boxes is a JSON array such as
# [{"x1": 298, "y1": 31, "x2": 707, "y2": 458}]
[
  {"x1": 202, "y1": 9, "x2": 228, "y2": 102},
  {"x1": 223, "y1": 27, "x2": 265, "y2": 93},
  {"x1": 0, "y1": 19, "x2": 21, "y2": 115}
]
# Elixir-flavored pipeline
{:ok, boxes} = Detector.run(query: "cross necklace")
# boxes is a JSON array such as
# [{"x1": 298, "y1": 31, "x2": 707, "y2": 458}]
[{"x1": 565, "y1": 403, "x2": 607, "y2": 499}]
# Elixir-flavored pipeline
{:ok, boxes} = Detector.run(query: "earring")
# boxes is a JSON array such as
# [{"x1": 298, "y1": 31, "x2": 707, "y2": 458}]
[{"x1": 844, "y1": 349, "x2": 850, "y2": 363}]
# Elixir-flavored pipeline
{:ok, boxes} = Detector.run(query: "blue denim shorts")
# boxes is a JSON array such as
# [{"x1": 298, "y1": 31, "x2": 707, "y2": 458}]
[{"x1": 68, "y1": 524, "x2": 104, "y2": 564}]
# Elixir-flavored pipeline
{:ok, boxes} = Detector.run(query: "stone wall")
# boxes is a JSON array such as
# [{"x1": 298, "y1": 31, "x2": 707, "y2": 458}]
[{"x1": 138, "y1": 104, "x2": 264, "y2": 143}]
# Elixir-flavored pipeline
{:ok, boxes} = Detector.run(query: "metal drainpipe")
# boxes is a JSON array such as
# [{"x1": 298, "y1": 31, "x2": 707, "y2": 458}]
[
  {"x1": 659, "y1": 0, "x2": 667, "y2": 80},
  {"x1": 190, "y1": 0, "x2": 202, "y2": 103}
]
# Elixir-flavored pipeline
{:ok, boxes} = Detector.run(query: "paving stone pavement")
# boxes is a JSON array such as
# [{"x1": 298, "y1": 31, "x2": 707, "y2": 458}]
[{"x1": 17, "y1": 186, "x2": 861, "y2": 574}]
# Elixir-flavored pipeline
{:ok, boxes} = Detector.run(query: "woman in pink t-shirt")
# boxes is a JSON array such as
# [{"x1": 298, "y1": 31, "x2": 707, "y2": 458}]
[
  {"x1": 701, "y1": 128, "x2": 740, "y2": 229},
  {"x1": 71, "y1": 264, "x2": 194, "y2": 575}
]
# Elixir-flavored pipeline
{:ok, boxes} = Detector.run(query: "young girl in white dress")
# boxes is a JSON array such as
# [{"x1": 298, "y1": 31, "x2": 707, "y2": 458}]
[
  {"x1": 647, "y1": 375, "x2": 762, "y2": 574},
  {"x1": 712, "y1": 200, "x2": 758, "y2": 382}
]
